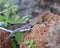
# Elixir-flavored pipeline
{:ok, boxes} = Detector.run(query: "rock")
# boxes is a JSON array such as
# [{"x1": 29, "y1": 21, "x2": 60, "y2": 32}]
[
  {"x1": 20, "y1": 12, "x2": 60, "y2": 48},
  {"x1": 0, "y1": 30, "x2": 11, "y2": 48}
]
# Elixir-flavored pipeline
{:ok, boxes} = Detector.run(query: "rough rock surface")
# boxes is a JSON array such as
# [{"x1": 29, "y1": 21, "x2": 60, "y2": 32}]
[
  {"x1": 0, "y1": 30, "x2": 11, "y2": 48},
  {"x1": 20, "y1": 13, "x2": 60, "y2": 48}
]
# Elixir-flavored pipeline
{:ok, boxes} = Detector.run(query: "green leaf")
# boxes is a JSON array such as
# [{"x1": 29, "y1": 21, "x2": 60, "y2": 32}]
[
  {"x1": 11, "y1": 5, "x2": 18, "y2": 12},
  {"x1": 9, "y1": 16, "x2": 15, "y2": 23},
  {"x1": 4, "y1": 3, "x2": 9, "y2": 8},
  {"x1": 7, "y1": 19, "x2": 13, "y2": 24},
  {"x1": 8, "y1": 15, "x2": 21, "y2": 24},
  {"x1": 0, "y1": 0, "x2": 3, "y2": 4},
  {"x1": 32, "y1": 44, "x2": 36, "y2": 48},
  {"x1": 2, "y1": 8, "x2": 10, "y2": 13},
  {"x1": 27, "y1": 45, "x2": 31, "y2": 48},
  {"x1": 4, "y1": 14, "x2": 9, "y2": 27},
  {"x1": 14, "y1": 16, "x2": 19, "y2": 23},
  {"x1": 0, "y1": 15, "x2": 4, "y2": 21},
  {"x1": 11, "y1": 39, "x2": 17, "y2": 48},
  {"x1": 24, "y1": 40, "x2": 29, "y2": 44},
  {"x1": 14, "y1": 32, "x2": 24, "y2": 44},
  {"x1": 11, "y1": 5, "x2": 18, "y2": 9},
  {"x1": 29, "y1": 39, "x2": 33, "y2": 45}
]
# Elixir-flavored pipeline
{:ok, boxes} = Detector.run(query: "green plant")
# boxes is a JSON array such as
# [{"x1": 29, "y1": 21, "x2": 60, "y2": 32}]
[
  {"x1": 0, "y1": 0, "x2": 32, "y2": 27},
  {"x1": 0, "y1": 0, "x2": 20, "y2": 27},
  {"x1": 24, "y1": 39, "x2": 36, "y2": 48}
]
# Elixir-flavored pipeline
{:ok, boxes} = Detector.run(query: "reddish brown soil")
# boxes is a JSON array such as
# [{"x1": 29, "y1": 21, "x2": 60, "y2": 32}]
[
  {"x1": 20, "y1": 12, "x2": 60, "y2": 48},
  {"x1": 0, "y1": 30, "x2": 11, "y2": 48}
]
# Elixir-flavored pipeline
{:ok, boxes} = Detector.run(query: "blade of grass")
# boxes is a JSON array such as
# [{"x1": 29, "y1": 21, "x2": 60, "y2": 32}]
[{"x1": 14, "y1": 32, "x2": 24, "y2": 44}]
